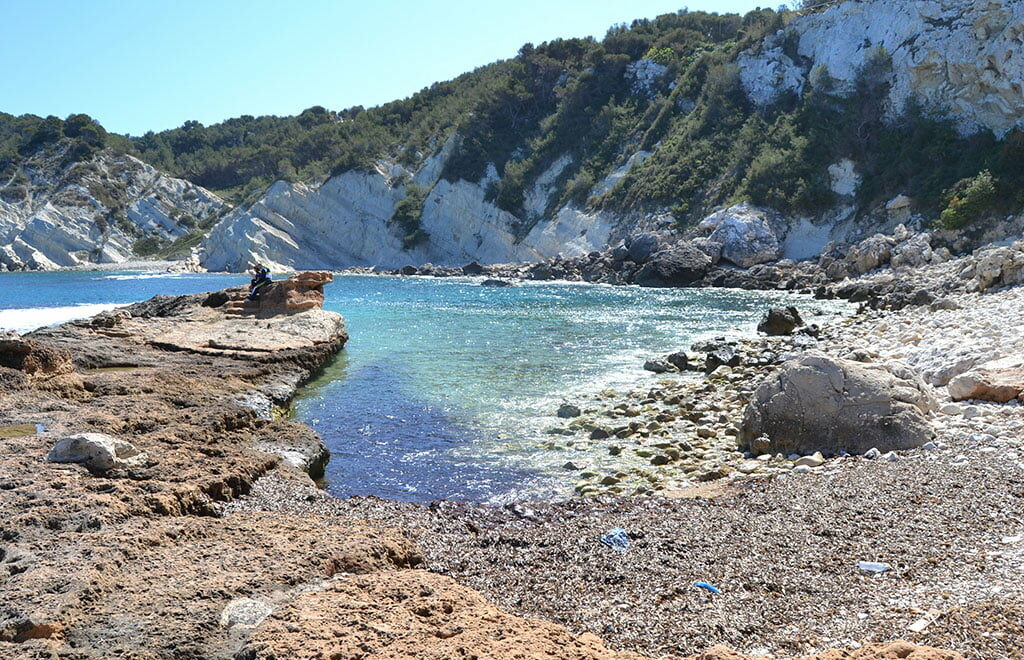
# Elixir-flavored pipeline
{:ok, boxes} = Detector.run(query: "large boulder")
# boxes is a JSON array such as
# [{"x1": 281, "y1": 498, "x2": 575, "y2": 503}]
[
  {"x1": 625, "y1": 233, "x2": 661, "y2": 263},
  {"x1": 697, "y1": 203, "x2": 784, "y2": 268},
  {"x1": 757, "y1": 306, "x2": 804, "y2": 336},
  {"x1": 844, "y1": 235, "x2": 893, "y2": 274},
  {"x1": 968, "y1": 241, "x2": 1024, "y2": 292},
  {"x1": 689, "y1": 237, "x2": 723, "y2": 265},
  {"x1": 46, "y1": 433, "x2": 148, "y2": 474},
  {"x1": 634, "y1": 245, "x2": 712, "y2": 287},
  {"x1": 947, "y1": 357, "x2": 1024, "y2": 402},
  {"x1": 889, "y1": 233, "x2": 933, "y2": 269},
  {"x1": 740, "y1": 353, "x2": 936, "y2": 456}
]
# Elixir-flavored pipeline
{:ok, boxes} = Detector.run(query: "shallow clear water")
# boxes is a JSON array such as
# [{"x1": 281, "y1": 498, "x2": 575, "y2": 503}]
[
  {"x1": 300, "y1": 276, "x2": 846, "y2": 503},
  {"x1": 0, "y1": 270, "x2": 845, "y2": 504}
]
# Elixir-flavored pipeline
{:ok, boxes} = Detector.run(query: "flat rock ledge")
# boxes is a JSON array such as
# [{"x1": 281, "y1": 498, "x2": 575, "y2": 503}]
[{"x1": 0, "y1": 274, "x2": 963, "y2": 660}]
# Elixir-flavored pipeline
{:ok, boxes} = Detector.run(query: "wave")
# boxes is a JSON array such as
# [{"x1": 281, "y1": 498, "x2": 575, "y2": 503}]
[
  {"x1": 100, "y1": 272, "x2": 189, "y2": 281},
  {"x1": 0, "y1": 303, "x2": 121, "y2": 333}
]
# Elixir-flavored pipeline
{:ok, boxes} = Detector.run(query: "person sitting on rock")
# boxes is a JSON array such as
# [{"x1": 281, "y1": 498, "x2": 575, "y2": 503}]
[{"x1": 247, "y1": 263, "x2": 272, "y2": 301}]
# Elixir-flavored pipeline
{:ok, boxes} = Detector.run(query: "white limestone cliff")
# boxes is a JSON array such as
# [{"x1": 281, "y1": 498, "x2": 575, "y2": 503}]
[
  {"x1": 0, "y1": 148, "x2": 226, "y2": 270},
  {"x1": 739, "y1": 0, "x2": 1024, "y2": 137},
  {"x1": 200, "y1": 144, "x2": 623, "y2": 272}
]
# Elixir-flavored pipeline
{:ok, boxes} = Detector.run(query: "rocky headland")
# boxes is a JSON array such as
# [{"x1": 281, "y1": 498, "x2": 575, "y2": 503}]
[{"x1": 3, "y1": 261, "x2": 1022, "y2": 659}]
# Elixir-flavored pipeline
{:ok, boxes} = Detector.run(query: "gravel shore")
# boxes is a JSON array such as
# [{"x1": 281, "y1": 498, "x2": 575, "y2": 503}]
[{"x1": 230, "y1": 281, "x2": 1024, "y2": 660}]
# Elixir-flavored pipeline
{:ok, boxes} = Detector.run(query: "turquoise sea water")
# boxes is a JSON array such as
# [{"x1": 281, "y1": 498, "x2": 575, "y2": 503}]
[{"x1": 0, "y1": 270, "x2": 844, "y2": 503}]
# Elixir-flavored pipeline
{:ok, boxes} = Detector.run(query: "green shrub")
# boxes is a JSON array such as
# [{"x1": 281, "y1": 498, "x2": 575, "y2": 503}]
[
  {"x1": 938, "y1": 170, "x2": 998, "y2": 229},
  {"x1": 643, "y1": 46, "x2": 677, "y2": 66},
  {"x1": 391, "y1": 185, "x2": 431, "y2": 249},
  {"x1": 133, "y1": 235, "x2": 165, "y2": 256}
]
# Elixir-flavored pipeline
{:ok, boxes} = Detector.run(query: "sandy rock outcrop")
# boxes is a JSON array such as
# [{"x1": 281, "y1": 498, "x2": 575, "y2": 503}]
[
  {"x1": 0, "y1": 335, "x2": 73, "y2": 378},
  {"x1": 0, "y1": 278, "x2": 355, "y2": 656},
  {"x1": 739, "y1": 0, "x2": 1024, "y2": 137},
  {"x1": 740, "y1": 352, "x2": 936, "y2": 456},
  {"x1": 223, "y1": 271, "x2": 332, "y2": 316},
  {"x1": 241, "y1": 569, "x2": 646, "y2": 660}
]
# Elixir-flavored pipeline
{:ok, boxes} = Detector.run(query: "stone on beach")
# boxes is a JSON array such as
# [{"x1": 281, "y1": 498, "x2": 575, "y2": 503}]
[
  {"x1": 757, "y1": 306, "x2": 804, "y2": 336},
  {"x1": 947, "y1": 357, "x2": 1024, "y2": 403},
  {"x1": 740, "y1": 352, "x2": 936, "y2": 456},
  {"x1": 643, "y1": 358, "x2": 675, "y2": 374},
  {"x1": 46, "y1": 432, "x2": 148, "y2": 474}
]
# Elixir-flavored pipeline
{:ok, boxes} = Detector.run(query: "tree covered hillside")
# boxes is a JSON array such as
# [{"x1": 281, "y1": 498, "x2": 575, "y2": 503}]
[{"x1": 6, "y1": 5, "x2": 1024, "y2": 235}]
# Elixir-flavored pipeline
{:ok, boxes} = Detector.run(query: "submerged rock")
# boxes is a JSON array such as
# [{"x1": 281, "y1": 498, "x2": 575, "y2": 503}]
[{"x1": 556, "y1": 403, "x2": 582, "y2": 419}]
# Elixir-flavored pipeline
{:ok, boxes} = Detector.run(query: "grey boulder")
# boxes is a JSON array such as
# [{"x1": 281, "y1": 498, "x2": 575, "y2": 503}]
[
  {"x1": 740, "y1": 352, "x2": 935, "y2": 456},
  {"x1": 697, "y1": 203, "x2": 784, "y2": 268},
  {"x1": 634, "y1": 245, "x2": 712, "y2": 287}
]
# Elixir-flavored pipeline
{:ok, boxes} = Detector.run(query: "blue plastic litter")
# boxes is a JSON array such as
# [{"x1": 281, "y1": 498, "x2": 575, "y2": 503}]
[
  {"x1": 599, "y1": 527, "x2": 631, "y2": 552},
  {"x1": 693, "y1": 581, "x2": 721, "y2": 594}
]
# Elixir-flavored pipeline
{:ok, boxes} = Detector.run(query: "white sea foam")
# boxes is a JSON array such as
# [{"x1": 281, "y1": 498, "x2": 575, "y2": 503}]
[
  {"x1": 100, "y1": 272, "x2": 187, "y2": 281},
  {"x1": 0, "y1": 303, "x2": 120, "y2": 333}
]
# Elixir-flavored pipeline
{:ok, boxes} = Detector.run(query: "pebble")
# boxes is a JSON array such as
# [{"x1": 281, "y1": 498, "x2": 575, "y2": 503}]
[
  {"x1": 880, "y1": 451, "x2": 898, "y2": 462},
  {"x1": 863, "y1": 448, "x2": 881, "y2": 460},
  {"x1": 920, "y1": 441, "x2": 938, "y2": 451},
  {"x1": 792, "y1": 465, "x2": 814, "y2": 474}
]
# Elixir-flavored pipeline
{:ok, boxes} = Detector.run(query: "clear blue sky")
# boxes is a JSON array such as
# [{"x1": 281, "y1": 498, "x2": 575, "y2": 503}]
[{"x1": 3, "y1": 0, "x2": 772, "y2": 136}]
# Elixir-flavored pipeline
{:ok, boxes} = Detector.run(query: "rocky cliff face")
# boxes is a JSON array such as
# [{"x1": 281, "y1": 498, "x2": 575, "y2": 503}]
[
  {"x1": 200, "y1": 141, "x2": 622, "y2": 272},
  {"x1": 739, "y1": 0, "x2": 1024, "y2": 137},
  {"x1": 0, "y1": 147, "x2": 227, "y2": 270}
]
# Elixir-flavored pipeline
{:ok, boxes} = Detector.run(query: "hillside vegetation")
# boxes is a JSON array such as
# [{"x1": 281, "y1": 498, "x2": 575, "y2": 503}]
[{"x1": 5, "y1": 5, "x2": 1023, "y2": 233}]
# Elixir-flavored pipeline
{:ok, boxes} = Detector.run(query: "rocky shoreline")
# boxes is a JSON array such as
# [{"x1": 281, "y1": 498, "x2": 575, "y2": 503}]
[
  {"x1": 2, "y1": 269, "x2": 1020, "y2": 659},
  {"x1": 379, "y1": 222, "x2": 1024, "y2": 315}
]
